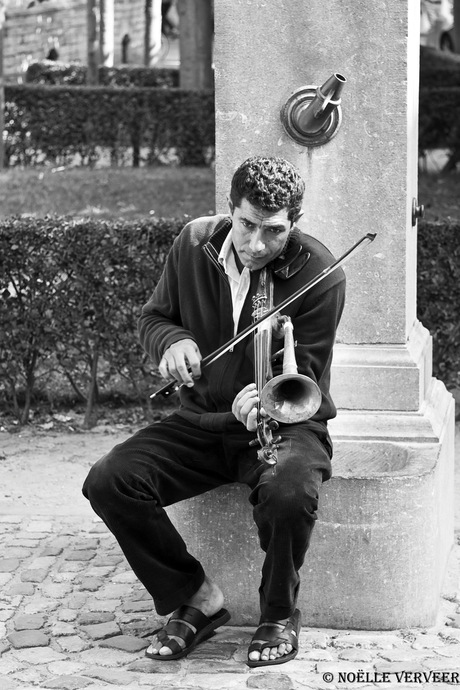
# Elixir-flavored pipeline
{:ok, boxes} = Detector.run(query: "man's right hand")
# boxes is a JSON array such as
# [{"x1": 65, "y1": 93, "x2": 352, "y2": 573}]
[{"x1": 159, "y1": 339, "x2": 202, "y2": 388}]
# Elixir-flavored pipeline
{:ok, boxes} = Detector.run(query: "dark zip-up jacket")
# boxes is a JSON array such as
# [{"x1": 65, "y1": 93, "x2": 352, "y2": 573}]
[{"x1": 139, "y1": 214, "x2": 346, "y2": 435}]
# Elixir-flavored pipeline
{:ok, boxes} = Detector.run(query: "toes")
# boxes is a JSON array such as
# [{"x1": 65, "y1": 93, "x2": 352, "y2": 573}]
[{"x1": 249, "y1": 650, "x2": 260, "y2": 661}]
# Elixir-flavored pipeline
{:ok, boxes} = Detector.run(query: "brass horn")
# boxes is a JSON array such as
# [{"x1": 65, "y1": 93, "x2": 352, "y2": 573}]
[{"x1": 260, "y1": 317, "x2": 322, "y2": 423}]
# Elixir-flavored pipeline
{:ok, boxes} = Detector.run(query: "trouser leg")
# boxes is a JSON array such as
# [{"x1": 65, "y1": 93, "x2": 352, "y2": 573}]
[
  {"x1": 245, "y1": 424, "x2": 332, "y2": 621},
  {"x1": 82, "y1": 414, "x2": 230, "y2": 616}
]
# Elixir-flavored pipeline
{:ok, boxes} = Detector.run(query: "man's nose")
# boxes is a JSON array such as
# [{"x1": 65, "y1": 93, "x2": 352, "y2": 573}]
[{"x1": 248, "y1": 231, "x2": 265, "y2": 254}]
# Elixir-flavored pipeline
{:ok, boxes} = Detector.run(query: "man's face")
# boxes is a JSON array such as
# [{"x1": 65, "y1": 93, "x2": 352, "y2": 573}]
[{"x1": 228, "y1": 198, "x2": 293, "y2": 271}]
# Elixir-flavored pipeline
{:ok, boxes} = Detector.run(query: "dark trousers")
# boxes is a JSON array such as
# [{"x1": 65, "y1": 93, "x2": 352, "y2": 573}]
[{"x1": 82, "y1": 412, "x2": 332, "y2": 621}]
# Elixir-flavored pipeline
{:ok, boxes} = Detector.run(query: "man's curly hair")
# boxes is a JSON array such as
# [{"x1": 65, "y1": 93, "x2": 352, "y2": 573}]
[{"x1": 230, "y1": 156, "x2": 305, "y2": 223}]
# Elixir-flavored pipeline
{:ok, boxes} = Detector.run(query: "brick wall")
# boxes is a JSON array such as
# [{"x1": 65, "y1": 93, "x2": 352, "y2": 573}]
[{"x1": 3, "y1": 0, "x2": 146, "y2": 81}]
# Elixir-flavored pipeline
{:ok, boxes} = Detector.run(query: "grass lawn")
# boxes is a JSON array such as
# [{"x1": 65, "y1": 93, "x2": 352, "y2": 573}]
[
  {"x1": 0, "y1": 165, "x2": 457, "y2": 222},
  {"x1": 0, "y1": 166, "x2": 216, "y2": 220},
  {"x1": 418, "y1": 169, "x2": 460, "y2": 222}
]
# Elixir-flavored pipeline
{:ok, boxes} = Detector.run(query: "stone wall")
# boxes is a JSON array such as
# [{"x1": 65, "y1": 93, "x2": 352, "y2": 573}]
[{"x1": 3, "y1": 0, "x2": 146, "y2": 81}]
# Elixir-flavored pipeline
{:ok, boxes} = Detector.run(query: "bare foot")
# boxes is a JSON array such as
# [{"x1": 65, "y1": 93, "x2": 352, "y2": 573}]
[
  {"x1": 248, "y1": 614, "x2": 299, "y2": 665},
  {"x1": 147, "y1": 577, "x2": 224, "y2": 657}
]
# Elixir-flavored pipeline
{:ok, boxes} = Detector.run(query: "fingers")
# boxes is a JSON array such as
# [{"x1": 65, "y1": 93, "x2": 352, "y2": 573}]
[
  {"x1": 159, "y1": 338, "x2": 202, "y2": 387},
  {"x1": 232, "y1": 383, "x2": 268, "y2": 431}
]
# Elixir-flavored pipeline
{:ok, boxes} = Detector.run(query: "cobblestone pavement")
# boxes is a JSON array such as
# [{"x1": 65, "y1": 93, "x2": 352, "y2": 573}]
[{"x1": 0, "y1": 426, "x2": 459, "y2": 689}]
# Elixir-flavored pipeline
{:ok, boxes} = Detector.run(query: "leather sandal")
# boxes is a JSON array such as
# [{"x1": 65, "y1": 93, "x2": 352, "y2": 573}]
[
  {"x1": 247, "y1": 608, "x2": 301, "y2": 667},
  {"x1": 145, "y1": 605, "x2": 231, "y2": 660}
]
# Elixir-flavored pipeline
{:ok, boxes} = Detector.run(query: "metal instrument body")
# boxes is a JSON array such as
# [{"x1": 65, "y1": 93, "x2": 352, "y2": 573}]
[{"x1": 250, "y1": 268, "x2": 322, "y2": 467}]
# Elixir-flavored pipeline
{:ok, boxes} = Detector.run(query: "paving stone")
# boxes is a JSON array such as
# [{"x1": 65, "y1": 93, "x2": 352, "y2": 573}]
[
  {"x1": 0, "y1": 558, "x2": 20, "y2": 572},
  {"x1": 66, "y1": 594, "x2": 88, "y2": 610},
  {"x1": 56, "y1": 635, "x2": 91, "y2": 654},
  {"x1": 122, "y1": 600, "x2": 155, "y2": 613},
  {"x1": 50, "y1": 622, "x2": 77, "y2": 636},
  {"x1": 412, "y1": 633, "x2": 447, "y2": 649},
  {"x1": 0, "y1": 679, "x2": 20, "y2": 690},
  {"x1": 23, "y1": 599, "x2": 59, "y2": 614},
  {"x1": 95, "y1": 584, "x2": 129, "y2": 599},
  {"x1": 111, "y1": 570, "x2": 138, "y2": 583},
  {"x1": 127, "y1": 657, "x2": 181, "y2": 673},
  {"x1": 57, "y1": 609, "x2": 78, "y2": 623},
  {"x1": 332, "y1": 633, "x2": 402, "y2": 650},
  {"x1": 9, "y1": 645, "x2": 67, "y2": 665},
  {"x1": 65, "y1": 550, "x2": 97, "y2": 562},
  {"x1": 378, "y1": 648, "x2": 439, "y2": 662},
  {"x1": 20, "y1": 568, "x2": 49, "y2": 583},
  {"x1": 0, "y1": 573, "x2": 13, "y2": 587},
  {"x1": 78, "y1": 611, "x2": 115, "y2": 625},
  {"x1": 73, "y1": 538, "x2": 100, "y2": 550},
  {"x1": 80, "y1": 620, "x2": 121, "y2": 640},
  {"x1": 85, "y1": 598, "x2": 120, "y2": 612},
  {"x1": 83, "y1": 666, "x2": 142, "y2": 684},
  {"x1": 300, "y1": 631, "x2": 330, "y2": 649},
  {"x1": 28, "y1": 556, "x2": 56, "y2": 569},
  {"x1": 84, "y1": 566, "x2": 116, "y2": 578},
  {"x1": 299, "y1": 649, "x2": 335, "y2": 662},
  {"x1": 435, "y1": 643, "x2": 460, "y2": 657},
  {"x1": 79, "y1": 577, "x2": 104, "y2": 591},
  {"x1": 7, "y1": 629, "x2": 50, "y2": 648},
  {"x1": 77, "y1": 646, "x2": 139, "y2": 667},
  {"x1": 99, "y1": 634, "x2": 150, "y2": 652},
  {"x1": 338, "y1": 647, "x2": 377, "y2": 662},
  {"x1": 14, "y1": 613, "x2": 46, "y2": 630},
  {"x1": 246, "y1": 673, "x2": 293, "y2": 689},
  {"x1": 48, "y1": 660, "x2": 87, "y2": 675},
  {"x1": 24, "y1": 521, "x2": 54, "y2": 532},
  {"x1": 7, "y1": 583, "x2": 35, "y2": 596},
  {"x1": 59, "y1": 562, "x2": 85, "y2": 573},
  {"x1": 446, "y1": 614, "x2": 460, "y2": 628},
  {"x1": 38, "y1": 676, "x2": 93, "y2": 690},
  {"x1": 40, "y1": 546, "x2": 64, "y2": 557},
  {"x1": 190, "y1": 642, "x2": 238, "y2": 660}
]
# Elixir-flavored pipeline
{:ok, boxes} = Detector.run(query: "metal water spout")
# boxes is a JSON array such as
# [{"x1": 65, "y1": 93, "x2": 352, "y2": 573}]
[{"x1": 281, "y1": 73, "x2": 347, "y2": 147}]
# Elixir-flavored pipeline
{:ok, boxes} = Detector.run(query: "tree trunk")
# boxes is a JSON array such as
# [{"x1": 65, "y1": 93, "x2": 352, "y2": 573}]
[
  {"x1": 100, "y1": 0, "x2": 115, "y2": 67},
  {"x1": 83, "y1": 346, "x2": 99, "y2": 429},
  {"x1": 87, "y1": 0, "x2": 99, "y2": 85},
  {"x1": 144, "y1": 0, "x2": 163, "y2": 67},
  {"x1": 178, "y1": 0, "x2": 214, "y2": 90},
  {"x1": 454, "y1": 0, "x2": 460, "y2": 52},
  {"x1": 0, "y1": 9, "x2": 5, "y2": 169}
]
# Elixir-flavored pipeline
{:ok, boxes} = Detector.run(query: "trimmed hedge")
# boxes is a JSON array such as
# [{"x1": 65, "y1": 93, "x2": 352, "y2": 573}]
[
  {"x1": 419, "y1": 47, "x2": 460, "y2": 157},
  {"x1": 4, "y1": 85, "x2": 215, "y2": 167},
  {"x1": 24, "y1": 60, "x2": 179, "y2": 88},
  {"x1": 419, "y1": 87, "x2": 460, "y2": 151},
  {"x1": 1, "y1": 216, "x2": 458, "y2": 425},
  {"x1": 417, "y1": 218, "x2": 460, "y2": 391},
  {"x1": 0, "y1": 216, "x2": 183, "y2": 426}
]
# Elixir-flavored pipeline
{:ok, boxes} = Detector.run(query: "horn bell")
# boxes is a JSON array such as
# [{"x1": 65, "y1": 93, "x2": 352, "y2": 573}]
[{"x1": 260, "y1": 373, "x2": 322, "y2": 424}]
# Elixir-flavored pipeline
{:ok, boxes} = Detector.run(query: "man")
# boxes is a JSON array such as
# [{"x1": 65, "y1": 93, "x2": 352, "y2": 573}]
[{"x1": 83, "y1": 156, "x2": 346, "y2": 667}]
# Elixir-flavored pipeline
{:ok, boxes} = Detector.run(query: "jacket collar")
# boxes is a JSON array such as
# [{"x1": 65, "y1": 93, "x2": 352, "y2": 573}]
[{"x1": 204, "y1": 215, "x2": 310, "y2": 280}]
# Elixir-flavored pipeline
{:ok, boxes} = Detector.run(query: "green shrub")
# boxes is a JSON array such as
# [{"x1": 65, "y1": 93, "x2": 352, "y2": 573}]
[
  {"x1": 4, "y1": 85, "x2": 215, "y2": 167},
  {"x1": 1, "y1": 216, "x2": 458, "y2": 425},
  {"x1": 24, "y1": 60, "x2": 179, "y2": 88},
  {"x1": 417, "y1": 219, "x2": 460, "y2": 391},
  {"x1": 0, "y1": 216, "x2": 184, "y2": 425},
  {"x1": 418, "y1": 46, "x2": 460, "y2": 163}
]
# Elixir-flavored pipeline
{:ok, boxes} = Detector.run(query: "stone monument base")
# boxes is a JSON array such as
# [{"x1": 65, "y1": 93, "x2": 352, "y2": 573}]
[{"x1": 166, "y1": 379, "x2": 455, "y2": 629}]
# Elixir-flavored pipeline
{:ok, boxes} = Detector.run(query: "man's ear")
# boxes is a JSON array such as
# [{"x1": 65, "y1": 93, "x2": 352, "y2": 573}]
[
  {"x1": 227, "y1": 196, "x2": 234, "y2": 215},
  {"x1": 291, "y1": 209, "x2": 304, "y2": 225}
]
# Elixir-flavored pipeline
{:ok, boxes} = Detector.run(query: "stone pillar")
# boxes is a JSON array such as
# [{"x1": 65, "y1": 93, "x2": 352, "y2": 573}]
[{"x1": 167, "y1": 0, "x2": 455, "y2": 629}]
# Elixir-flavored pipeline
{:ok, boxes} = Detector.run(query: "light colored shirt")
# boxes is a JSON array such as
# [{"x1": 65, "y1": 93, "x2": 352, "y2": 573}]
[{"x1": 218, "y1": 230, "x2": 252, "y2": 336}]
